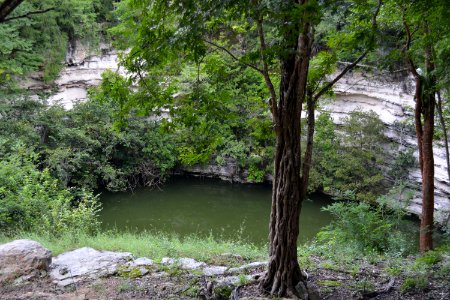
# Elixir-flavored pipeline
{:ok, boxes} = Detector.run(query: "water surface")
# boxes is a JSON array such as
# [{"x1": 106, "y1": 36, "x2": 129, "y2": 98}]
[{"x1": 100, "y1": 176, "x2": 332, "y2": 245}]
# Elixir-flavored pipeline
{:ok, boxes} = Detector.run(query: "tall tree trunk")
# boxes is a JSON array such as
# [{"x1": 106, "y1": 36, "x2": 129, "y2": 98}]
[
  {"x1": 260, "y1": 1, "x2": 313, "y2": 296},
  {"x1": 404, "y1": 18, "x2": 436, "y2": 252},
  {"x1": 419, "y1": 33, "x2": 436, "y2": 252},
  {"x1": 262, "y1": 105, "x2": 304, "y2": 297},
  {"x1": 436, "y1": 92, "x2": 450, "y2": 183},
  {"x1": 418, "y1": 87, "x2": 435, "y2": 252},
  {"x1": 413, "y1": 73, "x2": 435, "y2": 252}
]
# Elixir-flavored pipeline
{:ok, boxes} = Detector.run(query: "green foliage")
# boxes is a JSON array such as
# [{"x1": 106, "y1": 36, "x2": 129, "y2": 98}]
[
  {"x1": 389, "y1": 149, "x2": 416, "y2": 182},
  {"x1": 105, "y1": 0, "x2": 386, "y2": 187},
  {"x1": 317, "y1": 200, "x2": 412, "y2": 255},
  {"x1": 394, "y1": 247, "x2": 449, "y2": 294},
  {"x1": 0, "y1": 97, "x2": 178, "y2": 192},
  {"x1": 400, "y1": 276, "x2": 429, "y2": 294},
  {"x1": 213, "y1": 285, "x2": 233, "y2": 298},
  {"x1": 311, "y1": 110, "x2": 389, "y2": 201},
  {"x1": 414, "y1": 251, "x2": 442, "y2": 268},
  {"x1": 94, "y1": 43, "x2": 274, "y2": 181},
  {"x1": 0, "y1": 144, "x2": 100, "y2": 236}
]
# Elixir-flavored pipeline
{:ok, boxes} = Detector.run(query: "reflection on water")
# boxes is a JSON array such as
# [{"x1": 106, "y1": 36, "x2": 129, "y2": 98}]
[{"x1": 100, "y1": 176, "x2": 332, "y2": 245}]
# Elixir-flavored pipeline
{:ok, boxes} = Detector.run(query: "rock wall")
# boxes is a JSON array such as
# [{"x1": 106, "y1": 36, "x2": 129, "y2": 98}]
[
  {"x1": 28, "y1": 43, "x2": 449, "y2": 225},
  {"x1": 23, "y1": 42, "x2": 124, "y2": 109},
  {"x1": 323, "y1": 72, "x2": 449, "y2": 224}
]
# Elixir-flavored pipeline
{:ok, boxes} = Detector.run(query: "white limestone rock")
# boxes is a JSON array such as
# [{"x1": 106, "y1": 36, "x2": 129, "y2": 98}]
[
  {"x1": 203, "y1": 266, "x2": 228, "y2": 276},
  {"x1": 227, "y1": 261, "x2": 268, "y2": 274},
  {"x1": 50, "y1": 247, "x2": 133, "y2": 286},
  {"x1": 161, "y1": 257, "x2": 206, "y2": 269}
]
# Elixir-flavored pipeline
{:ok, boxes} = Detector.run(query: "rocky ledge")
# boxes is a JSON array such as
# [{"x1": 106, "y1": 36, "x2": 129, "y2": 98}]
[
  {"x1": 0, "y1": 240, "x2": 273, "y2": 300},
  {"x1": 1, "y1": 239, "x2": 449, "y2": 300}
]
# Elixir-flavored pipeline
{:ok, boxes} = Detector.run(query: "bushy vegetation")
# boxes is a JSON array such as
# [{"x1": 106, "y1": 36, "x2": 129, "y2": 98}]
[
  {"x1": 0, "y1": 92, "x2": 418, "y2": 242},
  {"x1": 309, "y1": 111, "x2": 415, "y2": 202},
  {"x1": 0, "y1": 98, "x2": 178, "y2": 192},
  {"x1": 0, "y1": 144, "x2": 100, "y2": 236},
  {"x1": 0, "y1": 96, "x2": 179, "y2": 236},
  {"x1": 92, "y1": 59, "x2": 275, "y2": 183},
  {"x1": 317, "y1": 200, "x2": 414, "y2": 256}
]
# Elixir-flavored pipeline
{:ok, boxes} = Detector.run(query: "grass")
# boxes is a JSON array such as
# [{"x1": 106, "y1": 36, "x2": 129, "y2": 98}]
[{"x1": 0, "y1": 230, "x2": 266, "y2": 264}]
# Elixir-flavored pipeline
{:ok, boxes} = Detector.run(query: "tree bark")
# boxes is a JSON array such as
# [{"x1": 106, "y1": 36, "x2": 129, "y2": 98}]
[
  {"x1": 418, "y1": 85, "x2": 435, "y2": 252},
  {"x1": 418, "y1": 30, "x2": 436, "y2": 252},
  {"x1": 260, "y1": 1, "x2": 313, "y2": 297},
  {"x1": 436, "y1": 92, "x2": 450, "y2": 184},
  {"x1": 404, "y1": 17, "x2": 436, "y2": 252},
  {"x1": 412, "y1": 70, "x2": 435, "y2": 252},
  {"x1": 261, "y1": 104, "x2": 305, "y2": 297}
]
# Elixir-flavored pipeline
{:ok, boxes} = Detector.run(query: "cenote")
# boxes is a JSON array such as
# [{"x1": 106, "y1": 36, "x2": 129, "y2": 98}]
[{"x1": 100, "y1": 176, "x2": 333, "y2": 246}]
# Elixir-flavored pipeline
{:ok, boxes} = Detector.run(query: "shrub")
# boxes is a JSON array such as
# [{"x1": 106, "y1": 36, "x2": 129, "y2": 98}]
[
  {"x1": 311, "y1": 111, "x2": 388, "y2": 202},
  {"x1": 0, "y1": 98, "x2": 178, "y2": 192},
  {"x1": 317, "y1": 201, "x2": 411, "y2": 255},
  {"x1": 0, "y1": 145, "x2": 100, "y2": 236}
]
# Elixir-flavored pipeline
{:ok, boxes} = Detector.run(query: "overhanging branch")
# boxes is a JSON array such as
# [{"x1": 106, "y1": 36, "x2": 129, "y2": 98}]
[
  {"x1": 2, "y1": 7, "x2": 55, "y2": 22},
  {"x1": 313, "y1": 0, "x2": 382, "y2": 101},
  {"x1": 403, "y1": 15, "x2": 419, "y2": 78},
  {"x1": 256, "y1": 16, "x2": 280, "y2": 126},
  {"x1": 203, "y1": 39, "x2": 264, "y2": 75},
  {"x1": 314, "y1": 50, "x2": 368, "y2": 101}
]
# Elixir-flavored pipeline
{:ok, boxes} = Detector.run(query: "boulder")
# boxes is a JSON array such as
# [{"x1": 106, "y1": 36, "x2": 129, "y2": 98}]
[
  {"x1": 0, "y1": 239, "x2": 52, "y2": 283},
  {"x1": 161, "y1": 257, "x2": 206, "y2": 269},
  {"x1": 50, "y1": 247, "x2": 133, "y2": 286},
  {"x1": 128, "y1": 257, "x2": 154, "y2": 267},
  {"x1": 203, "y1": 265, "x2": 228, "y2": 276},
  {"x1": 119, "y1": 257, "x2": 154, "y2": 278},
  {"x1": 227, "y1": 261, "x2": 267, "y2": 274}
]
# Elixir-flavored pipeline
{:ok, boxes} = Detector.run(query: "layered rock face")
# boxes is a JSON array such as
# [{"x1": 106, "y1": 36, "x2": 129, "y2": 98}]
[
  {"x1": 323, "y1": 72, "x2": 449, "y2": 224},
  {"x1": 30, "y1": 43, "x2": 449, "y2": 225},
  {"x1": 23, "y1": 42, "x2": 125, "y2": 109}
]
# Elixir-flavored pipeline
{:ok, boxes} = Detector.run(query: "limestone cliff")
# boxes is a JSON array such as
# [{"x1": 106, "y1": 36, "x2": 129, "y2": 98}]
[
  {"x1": 323, "y1": 73, "x2": 449, "y2": 224},
  {"x1": 29, "y1": 43, "x2": 450, "y2": 225}
]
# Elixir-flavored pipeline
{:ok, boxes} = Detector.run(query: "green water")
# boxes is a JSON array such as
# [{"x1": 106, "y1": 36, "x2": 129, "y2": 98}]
[{"x1": 100, "y1": 176, "x2": 332, "y2": 246}]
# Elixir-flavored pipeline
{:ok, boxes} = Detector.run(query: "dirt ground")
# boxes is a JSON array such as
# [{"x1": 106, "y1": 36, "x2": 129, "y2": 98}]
[{"x1": 1, "y1": 259, "x2": 449, "y2": 300}]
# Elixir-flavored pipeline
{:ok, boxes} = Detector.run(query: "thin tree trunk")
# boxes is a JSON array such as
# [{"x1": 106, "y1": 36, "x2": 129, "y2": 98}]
[
  {"x1": 418, "y1": 32, "x2": 436, "y2": 252},
  {"x1": 413, "y1": 72, "x2": 435, "y2": 252},
  {"x1": 436, "y1": 92, "x2": 450, "y2": 183},
  {"x1": 301, "y1": 92, "x2": 315, "y2": 199},
  {"x1": 419, "y1": 89, "x2": 435, "y2": 251},
  {"x1": 404, "y1": 18, "x2": 436, "y2": 252}
]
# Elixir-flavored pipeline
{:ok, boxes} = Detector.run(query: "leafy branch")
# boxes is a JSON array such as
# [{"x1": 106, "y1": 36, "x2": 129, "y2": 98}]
[
  {"x1": 313, "y1": 0, "x2": 382, "y2": 101},
  {"x1": 2, "y1": 7, "x2": 55, "y2": 23}
]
